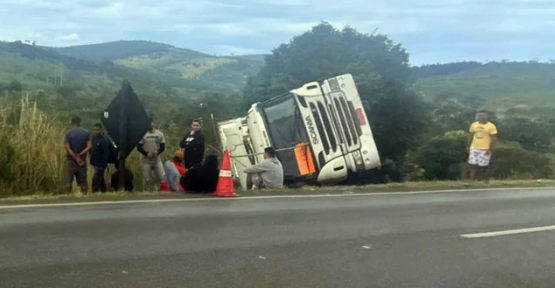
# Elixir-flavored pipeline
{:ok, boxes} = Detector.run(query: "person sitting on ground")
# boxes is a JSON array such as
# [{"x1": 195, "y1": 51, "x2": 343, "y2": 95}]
[
  {"x1": 180, "y1": 155, "x2": 220, "y2": 193},
  {"x1": 244, "y1": 147, "x2": 283, "y2": 189},
  {"x1": 110, "y1": 164, "x2": 134, "y2": 192},
  {"x1": 164, "y1": 150, "x2": 187, "y2": 192}
]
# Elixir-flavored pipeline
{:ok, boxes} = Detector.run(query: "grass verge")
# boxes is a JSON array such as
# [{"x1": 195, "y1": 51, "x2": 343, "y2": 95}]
[{"x1": 1, "y1": 179, "x2": 555, "y2": 205}]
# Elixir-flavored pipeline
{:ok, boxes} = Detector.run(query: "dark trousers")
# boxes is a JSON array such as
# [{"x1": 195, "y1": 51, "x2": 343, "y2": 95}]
[{"x1": 92, "y1": 166, "x2": 107, "y2": 193}]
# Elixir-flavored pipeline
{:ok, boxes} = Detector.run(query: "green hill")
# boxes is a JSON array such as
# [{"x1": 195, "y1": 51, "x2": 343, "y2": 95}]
[
  {"x1": 3, "y1": 39, "x2": 555, "y2": 117},
  {"x1": 50, "y1": 40, "x2": 265, "y2": 93},
  {"x1": 411, "y1": 61, "x2": 555, "y2": 116}
]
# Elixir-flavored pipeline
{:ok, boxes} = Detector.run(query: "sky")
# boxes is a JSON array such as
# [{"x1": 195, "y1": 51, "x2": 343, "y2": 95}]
[{"x1": 1, "y1": 0, "x2": 554, "y2": 65}]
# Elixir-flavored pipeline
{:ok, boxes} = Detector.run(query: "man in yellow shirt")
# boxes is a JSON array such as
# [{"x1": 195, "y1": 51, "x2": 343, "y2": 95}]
[{"x1": 466, "y1": 111, "x2": 498, "y2": 181}]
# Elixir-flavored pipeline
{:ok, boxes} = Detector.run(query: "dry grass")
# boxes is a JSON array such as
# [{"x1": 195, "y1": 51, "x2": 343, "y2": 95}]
[{"x1": 0, "y1": 96, "x2": 67, "y2": 197}]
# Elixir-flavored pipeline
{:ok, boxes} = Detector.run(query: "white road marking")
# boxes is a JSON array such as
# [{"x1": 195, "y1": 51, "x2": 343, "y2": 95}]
[
  {"x1": 362, "y1": 245, "x2": 372, "y2": 249},
  {"x1": 258, "y1": 256, "x2": 267, "y2": 260},
  {"x1": 0, "y1": 186, "x2": 552, "y2": 210},
  {"x1": 460, "y1": 225, "x2": 555, "y2": 239}
]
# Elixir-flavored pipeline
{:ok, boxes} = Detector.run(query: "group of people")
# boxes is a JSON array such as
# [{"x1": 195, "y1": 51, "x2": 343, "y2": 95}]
[
  {"x1": 64, "y1": 115, "x2": 285, "y2": 194},
  {"x1": 64, "y1": 110, "x2": 494, "y2": 193},
  {"x1": 64, "y1": 116, "x2": 217, "y2": 194}
]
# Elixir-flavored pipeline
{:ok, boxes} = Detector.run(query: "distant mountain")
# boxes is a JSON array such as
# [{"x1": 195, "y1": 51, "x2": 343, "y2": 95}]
[
  {"x1": 2, "y1": 39, "x2": 555, "y2": 115},
  {"x1": 411, "y1": 61, "x2": 555, "y2": 116},
  {"x1": 49, "y1": 40, "x2": 266, "y2": 93}
]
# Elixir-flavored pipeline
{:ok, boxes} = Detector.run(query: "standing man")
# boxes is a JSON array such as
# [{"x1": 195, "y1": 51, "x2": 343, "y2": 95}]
[
  {"x1": 244, "y1": 147, "x2": 284, "y2": 189},
  {"x1": 64, "y1": 115, "x2": 92, "y2": 194},
  {"x1": 179, "y1": 119, "x2": 205, "y2": 169},
  {"x1": 466, "y1": 110, "x2": 498, "y2": 182},
  {"x1": 90, "y1": 123, "x2": 109, "y2": 193},
  {"x1": 137, "y1": 118, "x2": 166, "y2": 191}
]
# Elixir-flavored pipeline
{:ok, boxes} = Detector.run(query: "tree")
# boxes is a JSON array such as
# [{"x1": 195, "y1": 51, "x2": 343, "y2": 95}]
[{"x1": 243, "y1": 22, "x2": 429, "y2": 181}]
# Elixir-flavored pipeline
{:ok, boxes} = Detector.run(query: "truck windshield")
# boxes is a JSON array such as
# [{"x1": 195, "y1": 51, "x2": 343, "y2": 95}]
[
  {"x1": 259, "y1": 94, "x2": 311, "y2": 181},
  {"x1": 261, "y1": 93, "x2": 307, "y2": 149}
]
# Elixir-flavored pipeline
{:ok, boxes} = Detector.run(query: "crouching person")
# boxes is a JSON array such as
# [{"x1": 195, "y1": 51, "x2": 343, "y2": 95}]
[
  {"x1": 164, "y1": 150, "x2": 186, "y2": 192},
  {"x1": 244, "y1": 147, "x2": 284, "y2": 190}
]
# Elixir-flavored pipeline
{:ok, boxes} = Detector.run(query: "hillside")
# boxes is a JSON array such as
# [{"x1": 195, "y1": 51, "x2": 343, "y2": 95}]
[
  {"x1": 3, "y1": 39, "x2": 555, "y2": 116},
  {"x1": 50, "y1": 40, "x2": 265, "y2": 93},
  {"x1": 411, "y1": 61, "x2": 555, "y2": 116}
]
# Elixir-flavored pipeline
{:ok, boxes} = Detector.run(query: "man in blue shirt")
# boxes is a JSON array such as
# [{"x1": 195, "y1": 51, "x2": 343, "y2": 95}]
[
  {"x1": 90, "y1": 123, "x2": 110, "y2": 193},
  {"x1": 64, "y1": 115, "x2": 92, "y2": 194}
]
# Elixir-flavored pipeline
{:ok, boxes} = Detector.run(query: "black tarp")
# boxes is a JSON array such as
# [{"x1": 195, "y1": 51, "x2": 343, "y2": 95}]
[{"x1": 101, "y1": 80, "x2": 150, "y2": 160}]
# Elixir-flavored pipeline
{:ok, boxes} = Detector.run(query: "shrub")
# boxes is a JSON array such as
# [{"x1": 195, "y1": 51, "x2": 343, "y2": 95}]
[
  {"x1": 491, "y1": 142, "x2": 554, "y2": 179},
  {"x1": 498, "y1": 117, "x2": 553, "y2": 153},
  {"x1": 416, "y1": 130, "x2": 467, "y2": 180}
]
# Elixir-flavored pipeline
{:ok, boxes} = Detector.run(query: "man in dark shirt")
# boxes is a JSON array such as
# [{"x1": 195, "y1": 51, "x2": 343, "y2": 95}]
[
  {"x1": 90, "y1": 123, "x2": 109, "y2": 193},
  {"x1": 64, "y1": 115, "x2": 92, "y2": 194},
  {"x1": 179, "y1": 119, "x2": 205, "y2": 169}
]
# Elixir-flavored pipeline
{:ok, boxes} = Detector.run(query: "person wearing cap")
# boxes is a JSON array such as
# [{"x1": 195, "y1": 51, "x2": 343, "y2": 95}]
[{"x1": 164, "y1": 150, "x2": 186, "y2": 192}]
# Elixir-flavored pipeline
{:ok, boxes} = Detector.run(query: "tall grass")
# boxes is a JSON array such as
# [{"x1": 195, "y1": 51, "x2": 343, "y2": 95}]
[
  {"x1": 0, "y1": 95, "x2": 189, "y2": 197},
  {"x1": 0, "y1": 96, "x2": 67, "y2": 197}
]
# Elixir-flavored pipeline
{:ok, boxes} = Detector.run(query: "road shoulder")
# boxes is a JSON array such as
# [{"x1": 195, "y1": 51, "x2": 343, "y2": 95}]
[{"x1": 1, "y1": 179, "x2": 554, "y2": 206}]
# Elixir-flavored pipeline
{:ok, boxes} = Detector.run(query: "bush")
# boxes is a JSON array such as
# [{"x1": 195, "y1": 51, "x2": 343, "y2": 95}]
[
  {"x1": 7, "y1": 80, "x2": 23, "y2": 92},
  {"x1": 498, "y1": 117, "x2": 553, "y2": 153},
  {"x1": 413, "y1": 130, "x2": 555, "y2": 181},
  {"x1": 491, "y1": 142, "x2": 554, "y2": 179},
  {"x1": 416, "y1": 130, "x2": 467, "y2": 180}
]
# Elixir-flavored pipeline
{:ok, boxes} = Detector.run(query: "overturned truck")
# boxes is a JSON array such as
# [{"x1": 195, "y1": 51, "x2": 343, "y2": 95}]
[{"x1": 218, "y1": 74, "x2": 381, "y2": 190}]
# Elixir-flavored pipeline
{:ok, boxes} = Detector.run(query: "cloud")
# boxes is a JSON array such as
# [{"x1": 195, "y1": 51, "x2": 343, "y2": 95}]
[
  {"x1": 55, "y1": 33, "x2": 81, "y2": 42},
  {"x1": 0, "y1": 0, "x2": 554, "y2": 64},
  {"x1": 212, "y1": 44, "x2": 266, "y2": 55}
]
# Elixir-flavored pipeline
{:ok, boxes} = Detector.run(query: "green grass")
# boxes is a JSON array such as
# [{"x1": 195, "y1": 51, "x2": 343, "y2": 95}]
[{"x1": 0, "y1": 40, "x2": 264, "y2": 95}]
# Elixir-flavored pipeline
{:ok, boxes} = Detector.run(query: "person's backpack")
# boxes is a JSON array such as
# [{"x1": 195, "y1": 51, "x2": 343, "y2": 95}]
[{"x1": 106, "y1": 140, "x2": 119, "y2": 164}]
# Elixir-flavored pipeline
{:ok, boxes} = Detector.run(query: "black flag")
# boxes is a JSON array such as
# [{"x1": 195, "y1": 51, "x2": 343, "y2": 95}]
[{"x1": 101, "y1": 79, "x2": 150, "y2": 160}]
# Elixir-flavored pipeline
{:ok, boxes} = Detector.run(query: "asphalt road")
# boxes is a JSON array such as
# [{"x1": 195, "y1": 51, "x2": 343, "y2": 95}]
[{"x1": 1, "y1": 188, "x2": 555, "y2": 288}]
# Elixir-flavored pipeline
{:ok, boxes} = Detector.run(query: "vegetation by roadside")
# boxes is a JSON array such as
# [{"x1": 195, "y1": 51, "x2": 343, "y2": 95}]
[
  {"x1": 1, "y1": 179, "x2": 554, "y2": 205},
  {"x1": 3, "y1": 23, "x2": 555, "y2": 199}
]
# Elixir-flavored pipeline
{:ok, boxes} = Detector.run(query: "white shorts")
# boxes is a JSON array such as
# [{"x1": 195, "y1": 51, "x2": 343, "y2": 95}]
[{"x1": 468, "y1": 149, "x2": 491, "y2": 167}]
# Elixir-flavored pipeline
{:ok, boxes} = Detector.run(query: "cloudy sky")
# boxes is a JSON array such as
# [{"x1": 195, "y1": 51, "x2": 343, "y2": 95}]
[{"x1": 1, "y1": 0, "x2": 554, "y2": 65}]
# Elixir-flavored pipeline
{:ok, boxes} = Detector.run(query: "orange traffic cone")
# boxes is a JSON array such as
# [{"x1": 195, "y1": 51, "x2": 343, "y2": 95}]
[{"x1": 213, "y1": 150, "x2": 238, "y2": 197}]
